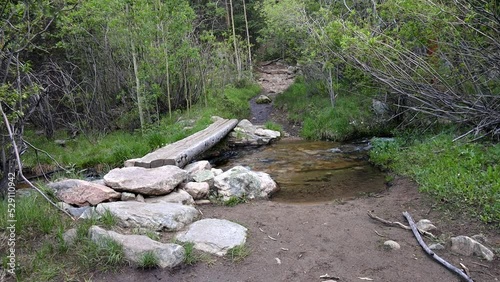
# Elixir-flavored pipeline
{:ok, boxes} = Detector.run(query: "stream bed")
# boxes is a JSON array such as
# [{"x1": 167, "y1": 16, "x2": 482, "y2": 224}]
[{"x1": 217, "y1": 138, "x2": 387, "y2": 204}]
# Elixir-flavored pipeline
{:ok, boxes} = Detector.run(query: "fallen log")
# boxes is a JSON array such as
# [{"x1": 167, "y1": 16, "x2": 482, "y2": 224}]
[
  {"x1": 130, "y1": 118, "x2": 238, "y2": 168},
  {"x1": 403, "y1": 211, "x2": 474, "y2": 282}
]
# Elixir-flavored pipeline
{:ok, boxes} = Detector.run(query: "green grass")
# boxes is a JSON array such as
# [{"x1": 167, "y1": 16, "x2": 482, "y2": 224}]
[
  {"x1": 264, "y1": 121, "x2": 283, "y2": 133},
  {"x1": 370, "y1": 133, "x2": 500, "y2": 225},
  {"x1": 226, "y1": 244, "x2": 250, "y2": 263},
  {"x1": 99, "y1": 209, "x2": 118, "y2": 228},
  {"x1": 137, "y1": 251, "x2": 159, "y2": 269},
  {"x1": 181, "y1": 241, "x2": 199, "y2": 265},
  {"x1": 275, "y1": 80, "x2": 390, "y2": 141},
  {"x1": 21, "y1": 83, "x2": 260, "y2": 173},
  {"x1": 223, "y1": 196, "x2": 248, "y2": 207},
  {"x1": 0, "y1": 193, "x2": 128, "y2": 281}
]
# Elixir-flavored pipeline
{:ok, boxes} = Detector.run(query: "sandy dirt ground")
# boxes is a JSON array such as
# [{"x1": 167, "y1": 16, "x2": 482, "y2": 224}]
[{"x1": 96, "y1": 63, "x2": 499, "y2": 282}]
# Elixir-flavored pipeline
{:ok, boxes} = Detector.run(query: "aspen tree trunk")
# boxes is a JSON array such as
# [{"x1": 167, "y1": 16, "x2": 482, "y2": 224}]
[
  {"x1": 131, "y1": 42, "x2": 145, "y2": 131},
  {"x1": 225, "y1": 0, "x2": 231, "y2": 29},
  {"x1": 126, "y1": 4, "x2": 145, "y2": 131},
  {"x1": 242, "y1": 0, "x2": 252, "y2": 78},
  {"x1": 327, "y1": 67, "x2": 335, "y2": 107},
  {"x1": 229, "y1": 0, "x2": 242, "y2": 80}
]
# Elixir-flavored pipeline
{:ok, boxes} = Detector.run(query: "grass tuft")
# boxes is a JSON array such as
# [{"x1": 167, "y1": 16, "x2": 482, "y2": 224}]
[
  {"x1": 138, "y1": 251, "x2": 159, "y2": 269},
  {"x1": 227, "y1": 244, "x2": 250, "y2": 263}
]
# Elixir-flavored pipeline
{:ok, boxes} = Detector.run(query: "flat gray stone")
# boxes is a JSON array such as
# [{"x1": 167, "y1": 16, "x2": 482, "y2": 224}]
[
  {"x1": 104, "y1": 166, "x2": 187, "y2": 196},
  {"x1": 144, "y1": 189, "x2": 194, "y2": 205},
  {"x1": 89, "y1": 226, "x2": 185, "y2": 268},
  {"x1": 95, "y1": 202, "x2": 200, "y2": 231},
  {"x1": 175, "y1": 218, "x2": 247, "y2": 256},
  {"x1": 49, "y1": 179, "x2": 121, "y2": 206},
  {"x1": 450, "y1": 235, "x2": 494, "y2": 261}
]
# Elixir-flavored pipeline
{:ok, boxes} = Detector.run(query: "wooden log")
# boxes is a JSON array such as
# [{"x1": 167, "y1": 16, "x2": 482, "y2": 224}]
[
  {"x1": 130, "y1": 118, "x2": 238, "y2": 168},
  {"x1": 403, "y1": 211, "x2": 474, "y2": 282}
]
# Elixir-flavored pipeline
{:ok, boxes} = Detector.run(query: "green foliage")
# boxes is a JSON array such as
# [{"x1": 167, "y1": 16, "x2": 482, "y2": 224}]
[
  {"x1": 0, "y1": 193, "x2": 67, "y2": 237},
  {"x1": 264, "y1": 121, "x2": 283, "y2": 133},
  {"x1": 0, "y1": 191, "x2": 132, "y2": 281},
  {"x1": 21, "y1": 82, "x2": 260, "y2": 173},
  {"x1": 227, "y1": 244, "x2": 250, "y2": 263},
  {"x1": 99, "y1": 209, "x2": 118, "y2": 228},
  {"x1": 138, "y1": 251, "x2": 159, "y2": 269},
  {"x1": 224, "y1": 196, "x2": 248, "y2": 207},
  {"x1": 370, "y1": 134, "x2": 500, "y2": 225},
  {"x1": 80, "y1": 237, "x2": 125, "y2": 271},
  {"x1": 181, "y1": 241, "x2": 199, "y2": 265},
  {"x1": 275, "y1": 81, "x2": 389, "y2": 141},
  {"x1": 213, "y1": 83, "x2": 261, "y2": 118}
]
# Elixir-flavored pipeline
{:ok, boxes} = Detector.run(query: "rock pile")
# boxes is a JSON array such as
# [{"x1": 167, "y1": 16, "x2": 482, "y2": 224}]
[
  {"x1": 228, "y1": 119, "x2": 281, "y2": 146},
  {"x1": 50, "y1": 158, "x2": 278, "y2": 269}
]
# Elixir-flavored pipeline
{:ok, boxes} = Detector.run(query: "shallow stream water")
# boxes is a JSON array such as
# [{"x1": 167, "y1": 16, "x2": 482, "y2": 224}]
[{"x1": 218, "y1": 138, "x2": 387, "y2": 204}]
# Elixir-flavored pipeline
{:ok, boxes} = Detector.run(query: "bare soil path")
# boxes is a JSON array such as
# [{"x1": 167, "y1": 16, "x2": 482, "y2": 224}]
[{"x1": 97, "y1": 63, "x2": 499, "y2": 282}]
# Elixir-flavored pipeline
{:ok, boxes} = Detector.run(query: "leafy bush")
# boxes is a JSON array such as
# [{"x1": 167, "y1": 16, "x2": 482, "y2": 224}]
[
  {"x1": 276, "y1": 80, "x2": 389, "y2": 141},
  {"x1": 370, "y1": 134, "x2": 500, "y2": 225}
]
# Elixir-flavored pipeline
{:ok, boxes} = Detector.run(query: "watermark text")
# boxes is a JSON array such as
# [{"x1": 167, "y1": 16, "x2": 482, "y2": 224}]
[{"x1": 6, "y1": 172, "x2": 16, "y2": 276}]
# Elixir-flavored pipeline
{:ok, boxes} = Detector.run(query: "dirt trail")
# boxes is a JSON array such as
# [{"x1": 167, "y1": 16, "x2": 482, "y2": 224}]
[
  {"x1": 98, "y1": 64, "x2": 499, "y2": 282},
  {"x1": 249, "y1": 62, "x2": 300, "y2": 136}
]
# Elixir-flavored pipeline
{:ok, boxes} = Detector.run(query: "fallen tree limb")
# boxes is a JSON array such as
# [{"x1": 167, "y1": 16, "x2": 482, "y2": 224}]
[
  {"x1": 1, "y1": 103, "x2": 75, "y2": 220},
  {"x1": 367, "y1": 211, "x2": 436, "y2": 239},
  {"x1": 23, "y1": 138, "x2": 71, "y2": 174},
  {"x1": 403, "y1": 211, "x2": 473, "y2": 282}
]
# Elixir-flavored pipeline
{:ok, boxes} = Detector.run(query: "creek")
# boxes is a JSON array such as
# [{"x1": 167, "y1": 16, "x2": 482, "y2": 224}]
[{"x1": 217, "y1": 138, "x2": 387, "y2": 204}]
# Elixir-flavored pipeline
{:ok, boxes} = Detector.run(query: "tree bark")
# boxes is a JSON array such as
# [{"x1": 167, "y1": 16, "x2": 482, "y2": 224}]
[
  {"x1": 403, "y1": 211, "x2": 474, "y2": 282},
  {"x1": 229, "y1": 0, "x2": 242, "y2": 80},
  {"x1": 242, "y1": 0, "x2": 253, "y2": 77}
]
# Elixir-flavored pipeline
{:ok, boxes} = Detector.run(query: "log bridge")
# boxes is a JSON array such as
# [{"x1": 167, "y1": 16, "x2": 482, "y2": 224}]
[{"x1": 125, "y1": 118, "x2": 239, "y2": 168}]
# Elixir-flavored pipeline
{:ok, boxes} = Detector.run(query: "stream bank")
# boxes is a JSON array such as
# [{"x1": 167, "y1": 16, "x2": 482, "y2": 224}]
[{"x1": 97, "y1": 62, "x2": 499, "y2": 282}]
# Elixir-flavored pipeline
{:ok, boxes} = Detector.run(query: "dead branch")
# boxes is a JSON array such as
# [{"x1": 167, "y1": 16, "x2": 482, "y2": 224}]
[
  {"x1": 22, "y1": 138, "x2": 70, "y2": 173},
  {"x1": 368, "y1": 211, "x2": 436, "y2": 239},
  {"x1": 403, "y1": 211, "x2": 473, "y2": 282},
  {"x1": 0, "y1": 103, "x2": 74, "y2": 220}
]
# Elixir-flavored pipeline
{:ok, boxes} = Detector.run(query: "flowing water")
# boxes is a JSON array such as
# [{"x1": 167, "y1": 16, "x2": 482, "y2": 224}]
[{"x1": 217, "y1": 138, "x2": 387, "y2": 204}]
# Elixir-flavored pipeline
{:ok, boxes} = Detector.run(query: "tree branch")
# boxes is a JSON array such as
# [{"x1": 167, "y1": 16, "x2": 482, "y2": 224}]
[
  {"x1": 0, "y1": 102, "x2": 74, "y2": 220},
  {"x1": 403, "y1": 211, "x2": 474, "y2": 282}
]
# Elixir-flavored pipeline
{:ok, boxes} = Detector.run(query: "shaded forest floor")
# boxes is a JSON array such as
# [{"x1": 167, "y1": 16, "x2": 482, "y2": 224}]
[{"x1": 96, "y1": 63, "x2": 499, "y2": 282}]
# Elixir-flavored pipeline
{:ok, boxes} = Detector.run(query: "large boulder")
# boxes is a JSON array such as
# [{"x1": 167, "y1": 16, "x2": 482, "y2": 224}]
[
  {"x1": 48, "y1": 179, "x2": 121, "y2": 207},
  {"x1": 228, "y1": 119, "x2": 281, "y2": 146},
  {"x1": 89, "y1": 226, "x2": 185, "y2": 268},
  {"x1": 214, "y1": 166, "x2": 279, "y2": 201},
  {"x1": 175, "y1": 218, "x2": 247, "y2": 256},
  {"x1": 144, "y1": 189, "x2": 195, "y2": 205},
  {"x1": 103, "y1": 166, "x2": 187, "y2": 196},
  {"x1": 95, "y1": 201, "x2": 199, "y2": 231}
]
